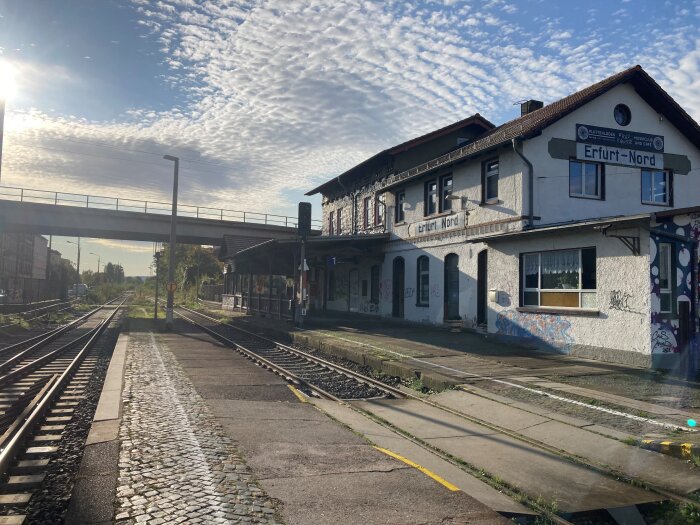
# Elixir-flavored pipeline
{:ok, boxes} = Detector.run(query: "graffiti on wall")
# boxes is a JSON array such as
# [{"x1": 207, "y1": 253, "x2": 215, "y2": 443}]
[
  {"x1": 405, "y1": 287, "x2": 415, "y2": 298},
  {"x1": 496, "y1": 309, "x2": 574, "y2": 351},
  {"x1": 335, "y1": 273, "x2": 349, "y2": 300},
  {"x1": 650, "y1": 212, "x2": 700, "y2": 353},
  {"x1": 430, "y1": 284, "x2": 441, "y2": 298},
  {"x1": 359, "y1": 301, "x2": 380, "y2": 314},
  {"x1": 609, "y1": 290, "x2": 633, "y2": 312}
]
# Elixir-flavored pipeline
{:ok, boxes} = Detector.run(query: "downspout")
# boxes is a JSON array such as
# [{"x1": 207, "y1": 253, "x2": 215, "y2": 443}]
[{"x1": 512, "y1": 138, "x2": 534, "y2": 228}]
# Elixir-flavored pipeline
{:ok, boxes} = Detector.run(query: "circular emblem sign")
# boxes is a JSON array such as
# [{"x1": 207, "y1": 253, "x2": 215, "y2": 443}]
[
  {"x1": 653, "y1": 136, "x2": 664, "y2": 151},
  {"x1": 577, "y1": 125, "x2": 589, "y2": 141}
]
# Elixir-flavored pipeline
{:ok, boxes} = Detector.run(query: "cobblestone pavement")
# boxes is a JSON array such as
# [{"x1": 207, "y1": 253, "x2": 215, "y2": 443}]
[{"x1": 115, "y1": 331, "x2": 282, "y2": 525}]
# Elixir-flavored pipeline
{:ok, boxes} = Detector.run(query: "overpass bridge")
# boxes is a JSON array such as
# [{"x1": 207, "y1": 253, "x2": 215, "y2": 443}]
[{"x1": 0, "y1": 186, "x2": 320, "y2": 246}]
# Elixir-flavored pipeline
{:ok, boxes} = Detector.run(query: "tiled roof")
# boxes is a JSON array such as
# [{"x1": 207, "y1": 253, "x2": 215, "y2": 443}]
[
  {"x1": 305, "y1": 114, "x2": 494, "y2": 196},
  {"x1": 383, "y1": 65, "x2": 700, "y2": 190}
]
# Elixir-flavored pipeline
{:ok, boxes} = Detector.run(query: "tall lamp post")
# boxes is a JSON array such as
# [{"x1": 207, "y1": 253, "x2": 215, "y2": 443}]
[
  {"x1": 66, "y1": 238, "x2": 81, "y2": 295},
  {"x1": 163, "y1": 155, "x2": 179, "y2": 330}
]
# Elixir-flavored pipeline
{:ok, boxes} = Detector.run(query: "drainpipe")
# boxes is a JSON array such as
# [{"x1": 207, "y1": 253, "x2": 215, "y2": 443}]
[{"x1": 512, "y1": 139, "x2": 534, "y2": 228}]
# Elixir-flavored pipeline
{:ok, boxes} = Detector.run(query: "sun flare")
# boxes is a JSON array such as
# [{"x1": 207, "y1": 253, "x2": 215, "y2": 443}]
[{"x1": 0, "y1": 61, "x2": 18, "y2": 100}]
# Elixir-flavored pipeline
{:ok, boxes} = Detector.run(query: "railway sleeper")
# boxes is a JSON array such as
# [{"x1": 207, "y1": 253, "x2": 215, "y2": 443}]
[{"x1": 4, "y1": 474, "x2": 45, "y2": 491}]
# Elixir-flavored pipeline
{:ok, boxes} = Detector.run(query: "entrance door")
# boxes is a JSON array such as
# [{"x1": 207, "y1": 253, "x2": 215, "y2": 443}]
[
  {"x1": 444, "y1": 254, "x2": 459, "y2": 320},
  {"x1": 392, "y1": 257, "x2": 405, "y2": 318},
  {"x1": 477, "y1": 250, "x2": 487, "y2": 326},
  {"x1": 348, "y1": 269, "x2": 359, "y2": 312}
]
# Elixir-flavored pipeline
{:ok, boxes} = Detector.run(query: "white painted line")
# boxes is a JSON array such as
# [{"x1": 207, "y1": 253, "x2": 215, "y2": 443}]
[{"x1": 310, "y1": 329, "x2": 693, "y2": 432}]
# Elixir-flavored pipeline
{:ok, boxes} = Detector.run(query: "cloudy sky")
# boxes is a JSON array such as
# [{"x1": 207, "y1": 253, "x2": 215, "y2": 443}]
[{"x1": 1, "y1": 0, "x2": 700, "y2": 275}]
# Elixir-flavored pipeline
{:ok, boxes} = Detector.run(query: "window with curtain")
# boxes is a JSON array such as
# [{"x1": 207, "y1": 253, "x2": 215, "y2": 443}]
[
  {"x1": 522, "y1": 248, "x2": 596, "y2": 308},
  {"x1": 417, "y1": 256, "x2": 429, "y2": 306}
]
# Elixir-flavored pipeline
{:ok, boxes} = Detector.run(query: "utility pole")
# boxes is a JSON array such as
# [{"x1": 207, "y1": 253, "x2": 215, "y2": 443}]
[
  {"x1": 163, "y1": 155, "x2": 179, "y2": 330},
  {"x1": 154, "y1": 251, "x2": 162, "y2": 320}
]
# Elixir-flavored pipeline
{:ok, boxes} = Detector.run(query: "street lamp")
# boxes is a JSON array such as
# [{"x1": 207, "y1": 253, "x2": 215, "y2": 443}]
[
  {"x1": 163, "y1": 154, "x2": 179, "y2": 330},
  {"x1": 66, "y1": 238, "x2": 81, "y2": 296}
]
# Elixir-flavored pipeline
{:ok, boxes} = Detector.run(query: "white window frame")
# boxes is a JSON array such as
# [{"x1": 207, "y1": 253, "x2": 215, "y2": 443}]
[
  {"x1": 641, "y1": 169, "x2": 671, "y2": 206},
  {"x1": 658, "y1": 242, "x2": 673, "y2": 314},
  {"x1": 522, "y1": 248, "x2": 597, "y2": 309},
  {"x1": 569, "y1": 160, "x2": 602, "y2": 199}
]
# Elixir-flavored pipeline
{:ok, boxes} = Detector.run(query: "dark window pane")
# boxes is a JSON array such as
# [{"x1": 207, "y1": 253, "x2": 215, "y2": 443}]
[
  {"x1": 524, "y1": 254, "x2": 539, "y2": 288},
  {"x1": 523, "y1": 291, "x2": 539, "y2": 306},
  {"x1": 569, "y1": 161, "x2": 582, "y2": 195},
  {"x1": 581, "y1": 248, "x2": 596, "y2": 289},
  {"x1": 653, "y1": 171, "x2": 667, "y2": 203},
  {"x1": 660, "y1": 292, "x2": 671, "y2": 313},
  {"x1": 584, "y1": 163, "x2": 598, "y2": 196},
  {"x1": 642, "y1": 170, "x2": 652, "y2": 202},
  {"x1": 487, "y1": 174, "x2": 498, "y2": 199}
]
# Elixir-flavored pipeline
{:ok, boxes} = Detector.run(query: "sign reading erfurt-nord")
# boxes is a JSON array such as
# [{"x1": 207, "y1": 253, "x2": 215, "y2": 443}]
[
  {"x1": 575, "y1": 123, "x2": 665, "y2": 169},
  {"x1": 576, "y1": 124, "x2": 664, "y2": 153},
  {"x1": 409, "y1": 212, "x2": 466, "y2": 237},
  {"x1": 576, "y1": 143, "x2": 663, "y2": 169}
]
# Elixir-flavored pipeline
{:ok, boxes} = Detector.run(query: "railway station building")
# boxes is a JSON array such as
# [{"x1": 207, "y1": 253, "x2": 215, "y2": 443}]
[{"x1": 225, "y1": 65, "x2": 700, "y2": 369}]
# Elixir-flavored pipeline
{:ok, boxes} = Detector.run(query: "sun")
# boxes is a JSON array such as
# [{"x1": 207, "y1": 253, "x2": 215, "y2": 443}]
[{"x1": 0, "y1": 61, "x2": 17, "y2": 100}]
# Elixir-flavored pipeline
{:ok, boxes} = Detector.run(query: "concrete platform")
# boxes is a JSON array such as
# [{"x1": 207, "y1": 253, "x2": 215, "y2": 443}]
[
  {"x1": 70, "y1": 319, "x2": 510, "y2": 524},
  {"x1": 164, "y1": 322, "x2": 510, "y2": 524}
]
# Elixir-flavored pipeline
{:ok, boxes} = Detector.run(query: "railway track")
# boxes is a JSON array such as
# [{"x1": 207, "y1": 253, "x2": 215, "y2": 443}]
[
  {"x1": 178, "y1": 305, "x2": 700, "y2": 524},
  {"x1": 175, "y1": 306, "x2": 403, "y2": 401},
  {"x1": 0, "y1": 296, "x2": 127, "y2": 524}
]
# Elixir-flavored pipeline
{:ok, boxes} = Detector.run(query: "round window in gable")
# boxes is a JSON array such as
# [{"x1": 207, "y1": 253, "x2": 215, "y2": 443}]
[{"x1": 614, "y1": 104, "x2": 631, "y2": 126}]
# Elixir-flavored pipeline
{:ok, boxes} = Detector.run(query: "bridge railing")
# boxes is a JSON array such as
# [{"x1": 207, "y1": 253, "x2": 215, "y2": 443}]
[{"x1": 0, "y1": 186, "x2": 322, "y2": 229}]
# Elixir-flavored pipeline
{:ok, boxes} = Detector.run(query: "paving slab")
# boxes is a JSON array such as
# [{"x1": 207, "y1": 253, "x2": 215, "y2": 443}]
[
  {"x1": 313, "y1": 398, "x2": 533, "y2": 516},
  {"x1": 207, "y1": 399, "x2": 329, "y2": 421},
  {"x1": 262, "y1": 469, "x2": 508, "y2": 525},
  {"x1": 357, "y1": 398, "x2": 659, "y2": 513},
  {"x1": 153, "y1": 322, "x2": 508, "y2": 524}
]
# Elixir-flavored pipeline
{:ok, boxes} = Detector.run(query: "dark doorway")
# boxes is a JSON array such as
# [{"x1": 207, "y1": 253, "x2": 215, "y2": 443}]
[
  {"x1": 392, "y1": 257, "x2": 405, "y2": 318},
  {"x1": 477, "y1": 250, "x2": 487, "y2": 326},
  {"x1": 444, "y1": 254, "x2": 459, "y2": 320}
]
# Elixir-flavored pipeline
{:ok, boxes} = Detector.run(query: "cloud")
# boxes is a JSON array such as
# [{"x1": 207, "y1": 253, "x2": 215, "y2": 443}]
[
  {"x1": 90, "y1": 239, "x2": 155, "y2": 253},
  {"x1": 2, "y1": 0, "x2": 700, "y2": 222}
]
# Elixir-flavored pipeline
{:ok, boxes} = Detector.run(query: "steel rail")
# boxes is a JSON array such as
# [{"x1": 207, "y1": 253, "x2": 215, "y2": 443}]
[
  {"x1": 174, "y1": 308, "x2": 341, "y2": 401},
  {"x1": 0, "y1": 328, "x2": 97, "y2": 387},
  {"x1": 183, "y1": 304, "x2": 699, "y2": 517},
  {"x1": 0, "y1": 297, "x2": 126, "y2": 479},
  {"x1": 0, "y1": 294, "x2": 127, "y2": 361},
  {"x1": 177, "y1": 305, "x2": 404, "y2": 400}
]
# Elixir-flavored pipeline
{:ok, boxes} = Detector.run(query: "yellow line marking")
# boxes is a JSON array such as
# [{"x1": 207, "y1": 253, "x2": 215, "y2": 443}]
[
  {"x1": 373, "y1": 446, "x2": 460, "y2": 492},
  {"x1": 287, "y1": 385, "x2": 308, "y2": 403}
]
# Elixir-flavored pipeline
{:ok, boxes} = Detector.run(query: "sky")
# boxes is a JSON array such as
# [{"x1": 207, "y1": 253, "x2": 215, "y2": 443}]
[{"x1": 1, "y1": 0, "x2": 700, "y2": 275}]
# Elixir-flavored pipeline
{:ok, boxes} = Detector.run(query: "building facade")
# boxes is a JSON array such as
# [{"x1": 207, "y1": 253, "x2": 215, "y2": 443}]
[{"x1": 232, "y1": 66, "x2": 700, "y2": 368}]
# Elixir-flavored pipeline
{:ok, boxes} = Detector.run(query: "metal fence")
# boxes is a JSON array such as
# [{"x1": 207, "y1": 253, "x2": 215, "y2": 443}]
[{"x1": 0, "y1": 185, "x2": 322, "y2": 229}]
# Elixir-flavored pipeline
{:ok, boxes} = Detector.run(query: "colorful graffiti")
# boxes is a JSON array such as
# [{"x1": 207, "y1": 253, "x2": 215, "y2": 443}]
[
  {"x1": 650, "y1": 212, "x2": 700, "y2": 353},
  {"x1": 496, "y1": 309, "x2": 574, "y2": 351}
]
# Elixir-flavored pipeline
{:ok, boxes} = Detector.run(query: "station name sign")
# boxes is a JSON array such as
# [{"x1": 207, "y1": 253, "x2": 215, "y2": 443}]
[
  {"x1": 575, "y1": 124, "x2": 665, "y2": 169},
  {"x1": 409, "y1": 212, "x2": 465, "y2": 237}
]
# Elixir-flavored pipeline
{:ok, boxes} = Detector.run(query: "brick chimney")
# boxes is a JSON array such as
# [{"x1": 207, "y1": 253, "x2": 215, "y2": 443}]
[{"x1": 521, "y1": 99, "x2": 543, "y2": 116}]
